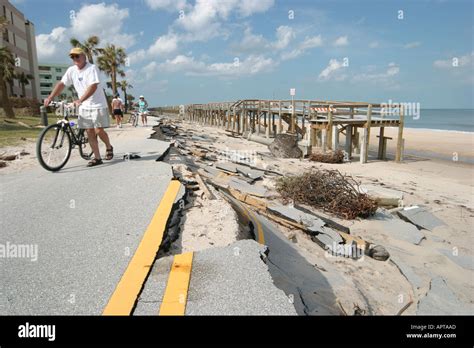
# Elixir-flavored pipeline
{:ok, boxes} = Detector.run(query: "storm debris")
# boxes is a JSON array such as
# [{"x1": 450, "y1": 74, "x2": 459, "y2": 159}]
[
  {"x1": 309, "y1": 150, "x2": 345, "y2": 164},
  {"x1": 275, "y1": 170, "x2": 378, "y2": 219}
]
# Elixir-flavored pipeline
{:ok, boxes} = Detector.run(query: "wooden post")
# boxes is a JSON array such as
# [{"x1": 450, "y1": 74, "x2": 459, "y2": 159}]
[
  {"x1": 327, "y1": 106, "x2": 333, "y2": 149},
  {"x1": 360, "y1": 128, "x2": 368, "y2": 164},
  {"x1": 345, "y1": 125, "x2": 352, "y2": 159},
  {"x1": 363, "y1": 104, "x2": 372, "y2": 163},
  {"x1": 353, "y1": 127, "x2": 360, "y2": 154},
  {"x1": 377, "y1": 127, "x2": 385, "y2": 159},
  {"x1": 290, "y1": 99, "x2": 296, "y2": 133},
  {"x1": 332, "y1": 125, "x2": 339, "y2": 150},
  {"x1": 278, "y1": 101, "x2": 282, "y2": 134},
  {"x1": 321, "y1": 128, "x2": 327, "y2": 152},
  {"x1": 256, "y1": 101, "x2": 261, "y2": 135},
  {"x1": 395, "y1": 106, "x2": 404, "y2": 162}
]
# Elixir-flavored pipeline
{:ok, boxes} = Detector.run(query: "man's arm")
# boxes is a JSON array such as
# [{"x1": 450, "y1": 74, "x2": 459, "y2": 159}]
[
  {"x1": 44, "y1": 82, "x2": 65, "y2": 107},
  {"x1": 74, "y1": 83, "x2": 98, "y2": 107}
]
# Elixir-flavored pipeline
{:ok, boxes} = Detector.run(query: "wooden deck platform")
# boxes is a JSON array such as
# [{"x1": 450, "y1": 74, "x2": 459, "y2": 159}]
[{"x1": 159, "y1": 99, "x2": 405, "y2": 164}]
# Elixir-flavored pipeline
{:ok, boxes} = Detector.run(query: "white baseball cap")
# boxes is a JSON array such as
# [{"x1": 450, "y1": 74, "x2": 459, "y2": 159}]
[{"x1": 139, "y1": 95, "x2": 144, "y2": 98}]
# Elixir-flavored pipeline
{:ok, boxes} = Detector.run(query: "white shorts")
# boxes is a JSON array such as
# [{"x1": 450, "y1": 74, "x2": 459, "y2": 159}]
[{"x1": 78, "y1": 108, "x2": 110, "y2": 129}]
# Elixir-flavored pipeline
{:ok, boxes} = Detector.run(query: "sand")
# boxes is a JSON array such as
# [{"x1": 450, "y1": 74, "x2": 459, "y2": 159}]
[{"x1": 170, "y1": 118, "x2": 473, "y2": 315}]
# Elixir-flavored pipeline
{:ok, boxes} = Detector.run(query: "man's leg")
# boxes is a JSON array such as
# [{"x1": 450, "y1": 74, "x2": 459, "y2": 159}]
[
  {"x1": 87, "y1": 128, "x2": 101, "y2": 159},
  {"x1": 95, "y1": 128, "x2": 112, "y2": 150}
]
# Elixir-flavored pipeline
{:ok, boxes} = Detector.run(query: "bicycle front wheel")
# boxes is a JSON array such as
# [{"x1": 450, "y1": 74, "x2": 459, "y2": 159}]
[
  {"x1": 78, "y1": 129, "x2": 93, "y2": 160},
  {"x1": 36, "y1": 124, "x2": 72, "y2": 171}
]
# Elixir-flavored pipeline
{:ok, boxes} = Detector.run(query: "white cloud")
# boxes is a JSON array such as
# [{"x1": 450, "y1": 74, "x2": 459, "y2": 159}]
[
  {"x1": 145, "y1": 0, "x2": 188, "y2": 11},
  {"x1": 352, "y1": 62, "x2": 400, "y2": 83},
  {"x1": 403, "y1": 41, "x2": 421, "y2": 49},
  {"x1": 116, "y1": 31, "x2": 180, "y2": 66},
  {"x1": 281, "y1": 34, "x2": 322, "y2": 60},
  {"x1": 148, "y1": 33, "x2": 179, "y2": 56},
  {"x1": 237, "y1": 0, "x2": 274, "y2": 16},
  {"x1": 272, "y1": 26, "x2": 295, "y2": 50},
  {"x1": 174, "y1": 0, "x2": 274, "y2": 42},
  {"x1": 369, "y1": 41, "x2": 379, "y2": 48},
  {"x1": 36, "y1": 3, "x2": 135, "y2": 62},
  {"x1": 231, "y1": 27, "x2": 268, "y2": 53},
  {"x1": 36, "y1": 27, "x2": 67, "y2": 61},
  {"x1": 143, "y1": 61, "x2": 159, "y2": 80},
  {"x1": 318, "y1": 59, "x2": 346, "y2": 81},
  {"x1": 333, "y1": 36, "x2": 348, "y2": 47},
  {"x1": 158, "y1": 54, "x2": 275, "y2": 77},
  {"x1": 70, "y1": 3, "x2": 134, "y2": 48},
  {"x1": 433, "y1": 52, "x2": 473, "y2": 68}
]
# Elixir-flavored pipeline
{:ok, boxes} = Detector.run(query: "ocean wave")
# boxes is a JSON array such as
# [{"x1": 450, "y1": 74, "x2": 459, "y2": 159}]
[{"x1": 404, "y1": 127, "x2": 474, "y2": 134}]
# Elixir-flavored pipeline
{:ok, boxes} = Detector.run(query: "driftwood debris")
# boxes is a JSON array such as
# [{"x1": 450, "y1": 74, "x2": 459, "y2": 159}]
[
  {"x1": 194, "y1": 173, "x2": 216, "y2": 200},
  {"x1": 275, "y1": 170, "x2": 378, "y2": 219},
  {"x1": 309, "y1": 150, "x2": 344, "y2": 163}
]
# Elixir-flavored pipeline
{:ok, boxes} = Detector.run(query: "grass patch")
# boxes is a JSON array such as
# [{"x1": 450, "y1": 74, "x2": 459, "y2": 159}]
[{"x1": 0, "y1": 114, "x2": 61, "y2": 148}]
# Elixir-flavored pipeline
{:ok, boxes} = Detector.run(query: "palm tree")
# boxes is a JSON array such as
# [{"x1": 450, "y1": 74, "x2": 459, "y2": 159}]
[
  {"x1": 67, "y1": 85, "x2": 78, "y2": 99},
  {"x1": 119, "y1": 80, "x2": 133, "y2": 112},
  {"x1": 17, "y1": 72, "x2": 33, "y2": 97},
  {"x1": 0, "y1": 16, "x2": 15, "y2": 118},
  {"x1": 97, "y1": 44, "x2": 127, "y2": 96},
  {"x1": 70, "y1": 36, "x2": 101, "y2": 64}
]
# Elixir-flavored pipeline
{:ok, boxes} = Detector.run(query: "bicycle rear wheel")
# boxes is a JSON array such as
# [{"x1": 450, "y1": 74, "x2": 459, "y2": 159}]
[{"x1": 36, "y1": 123, "x2": 72, "y2": 171}]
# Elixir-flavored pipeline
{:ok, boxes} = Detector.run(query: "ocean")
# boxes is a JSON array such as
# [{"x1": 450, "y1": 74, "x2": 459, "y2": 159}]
[{"x1": 403, "y1": 109, "x2": 474, "y2": 133}]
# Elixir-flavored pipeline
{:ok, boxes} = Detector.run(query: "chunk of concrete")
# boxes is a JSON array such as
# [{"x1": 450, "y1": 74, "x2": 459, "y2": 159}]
[
  {"x1": 417, "y1": 277, "x2": 473, "y2": 315},
  {"x1": 228, "y1": 178, "x2": 269, "y2": 198},
  {"x1": 372, "y1": 211, "x2": 425, "y2": 245},
  {"x1": 235, "y1": 164, "x2": 264, "y2": 180},
  {"x1": 359, "y1": 184, "x2": 403, "y2": 207},
  {"x1": 390, "y1": 256, "x2": 424, "y2": 290},
  {"x1": 268, "y1": 134, "x2": 303, "y2": 158},
  {"x1": 437, "y1": 249, "x2": 474, "y2": 271},
  {"x1": 397, "y1": 206, "x2": 445, "y2": 231},
  {"x1": 215, "y1": 162, "x2": 238, "y2": 173},
  {"x1": 267, "y1": 204, "x2": 326, "y2": 233}
]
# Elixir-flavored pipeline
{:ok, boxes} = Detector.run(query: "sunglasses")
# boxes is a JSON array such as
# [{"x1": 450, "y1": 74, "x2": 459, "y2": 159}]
[{"x1": 70, "y1": 54, "x2": 81, "y2": 59}]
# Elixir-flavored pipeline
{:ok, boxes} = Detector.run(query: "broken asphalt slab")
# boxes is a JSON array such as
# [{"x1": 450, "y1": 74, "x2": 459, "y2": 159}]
[
  {"x1": 437, "y1": 249, "x2": 474, "y2": 271},
  {"x1": 397, "y1": 205, "x2": 445, "y2": 231},
  {"x1": 417, "y1": 277, "x2": 474, "y2": 315},
  {"x1": 134, "y1": 240, "x2": 297, "y2": 315},
  {"x1": 371, "y1": 209, "x2": 425, "y2": 245}
]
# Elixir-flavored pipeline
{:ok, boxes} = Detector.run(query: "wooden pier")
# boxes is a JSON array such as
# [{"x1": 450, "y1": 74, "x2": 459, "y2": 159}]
[{"x1": 159, "y1": 99, "x2": 405, "y2": 163}]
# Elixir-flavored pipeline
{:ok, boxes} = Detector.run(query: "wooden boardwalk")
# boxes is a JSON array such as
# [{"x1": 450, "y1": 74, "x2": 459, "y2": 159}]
[{"x1": 158, "y1": 99, "x2": 405, "y2": 164}]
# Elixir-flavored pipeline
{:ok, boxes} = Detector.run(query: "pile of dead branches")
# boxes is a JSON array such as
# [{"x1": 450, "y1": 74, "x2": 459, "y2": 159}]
[
  {"x1": 309, "y1": 149, "x2": 344, "y2": 163},
  {"x1": 275, "y1": 169, "x2": 378, "y2": 219}
]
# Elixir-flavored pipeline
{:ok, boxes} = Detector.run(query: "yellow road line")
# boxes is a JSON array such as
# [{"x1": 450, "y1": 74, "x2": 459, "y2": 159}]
[
  {"x1": 229, "y1": 194, "x2": 265, "y2": 245},
  {"x1": 103, "y1": 180, "x2": 182, "y2": 315},
  {"x1": 159, "y1": 252, "x2": 194, "y2": 316},
  {"x1": 248, "y1": 209, "x2": 265, "y2": 244}
]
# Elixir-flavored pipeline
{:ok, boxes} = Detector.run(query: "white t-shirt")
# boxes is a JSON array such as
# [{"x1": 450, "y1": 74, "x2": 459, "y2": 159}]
[{"x1": 61, "y1": 62, "x2": 108, "y2": 109}]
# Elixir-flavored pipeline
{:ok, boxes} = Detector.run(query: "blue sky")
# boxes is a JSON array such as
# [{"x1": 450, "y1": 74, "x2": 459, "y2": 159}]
[{"x1": 11, "y1": 0, "x2": 474, "y2": 108}]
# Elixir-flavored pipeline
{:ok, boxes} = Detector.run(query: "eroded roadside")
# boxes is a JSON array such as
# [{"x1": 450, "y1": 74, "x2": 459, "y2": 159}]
[{"x1": 137, "y1": 114, "x2": 473, "y2": 316}]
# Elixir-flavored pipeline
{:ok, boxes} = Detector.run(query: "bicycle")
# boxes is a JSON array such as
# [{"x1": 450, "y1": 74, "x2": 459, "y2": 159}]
[
  {"x1": 128, "y1": 110, "x2": 139, "y2": 127},
  {"x1": 36, "y1": 101, "x2": 93, "y2": 172}
]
